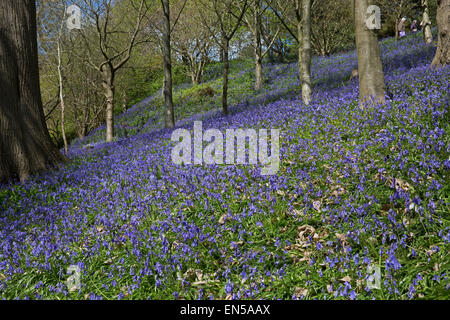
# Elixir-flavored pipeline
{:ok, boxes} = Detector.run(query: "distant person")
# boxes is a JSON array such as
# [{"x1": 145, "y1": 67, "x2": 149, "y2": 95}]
[
  {"x1": 410, "y1": 20, "x2": 418, "y2": 32},
  {"x1": 398, "y1": 17, "x2": 407, "y2": 38}
]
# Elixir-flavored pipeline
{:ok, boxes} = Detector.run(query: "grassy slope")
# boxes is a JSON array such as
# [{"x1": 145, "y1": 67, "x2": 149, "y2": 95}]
[{"x1": 0, "y1": 32, "x2": 449, "y2": 300}]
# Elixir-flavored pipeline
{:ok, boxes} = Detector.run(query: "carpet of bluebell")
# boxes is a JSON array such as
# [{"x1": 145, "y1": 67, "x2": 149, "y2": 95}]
[{"x1": 0, "y1": 33, "x2": 449, "y2": 300}]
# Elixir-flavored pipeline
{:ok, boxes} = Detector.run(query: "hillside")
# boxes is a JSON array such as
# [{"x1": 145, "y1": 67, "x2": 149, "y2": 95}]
[{"x1": 0, "y1": 32, "x2": 449, "y2": 300}]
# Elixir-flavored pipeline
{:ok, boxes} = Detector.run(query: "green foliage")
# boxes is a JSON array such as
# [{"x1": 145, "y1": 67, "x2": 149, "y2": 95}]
[
  {"x1": 120, "y1": 63, "x2": 190, "y2": 112},
  {"x1": 195, "y1": 86, "x2": 216, "y2": 98}
]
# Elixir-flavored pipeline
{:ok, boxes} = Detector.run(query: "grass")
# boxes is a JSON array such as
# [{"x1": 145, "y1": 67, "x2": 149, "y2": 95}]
[{"x1": 0, "y1": 31, "x2": 449, "y2": 300}]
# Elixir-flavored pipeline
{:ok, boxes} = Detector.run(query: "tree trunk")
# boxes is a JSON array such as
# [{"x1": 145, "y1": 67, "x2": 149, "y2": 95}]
[
  {"x1": 181, "y1": 49, "x2": 190, "y2": 65},
  {"x1": 191, "y1": 72, "x2": 199, "y2": 86},
  {"x1": 80, "y1": 101, "x2": 88, "y2": 140},
  {"x1": 0, "y1": 0, "x2": 66, "y2": 183},
  {"x1": 354, "y1": 0, "x2": 386, "y2": 105},
  {"x1": 102, "y1": 67, "x2": 115, "y2": 142},
  {"x1": 162, "y1": 0, "x2": 175, "y2": 128},
  {"x1": 80, "y1": 125, "x2": 87, "y2": 141},
  {"x1": 301, "y1": 0, "x2": 312, "y2": 105},
  {"x1": 190, "y1": 59, "x2": 202, "y2": 86},
  {"x1": 422, "y1": 0, "x2": 433, "y2": 44},
  {"x1": 222, "y1": 37, "x2": 230, "y2": 115},
  {"x1": 297, "y1": 22, "x2": 303, "y2": 81},
  {"x1": 431, "y1": 0, "x2": 450, "y2": 67},
  {"x1": 255, "y1": 55, "x2": 263, "y2": 90},
  {"x1": 220, "y1": 46, "x2": 224, "y2": 63},
  {"x1": 123, "y1": 91, "x2": 127, "y2": 113},
  {"x1": 395, "y1": 0, "x2": 404, "y2": 41},
  {"x1": 57, "y1": 31, "x2": 68, "y2": 155},
  {"x1": 254, "y1": 0, "x2": 263, "y2": 90},
  {"x1": 295, "y1": 0, "x2": 303, "y2": 81},
  {"x1": 278, "y1": 49, "x2": 285, "y2": 63}
]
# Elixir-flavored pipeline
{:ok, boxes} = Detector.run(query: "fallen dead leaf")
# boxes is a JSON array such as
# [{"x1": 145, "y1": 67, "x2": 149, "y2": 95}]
[
  {"x1": 298, "y1": 225, "x2": 316, "y2": 235},
  {"x1": 297, "y1": 225, "x2": 316, "y2": 244},
  {"x1": 434, "y1": 263, "x2": 440, "y2": 272},
  {"x1": 293, "y1": 287, "x2": 308, "y2": 298},
  {"x1": 356, "y1": 279, "x2": 363, "y2": 290},
  {"x1": 183, "y1": 268, "x2": 204, "y2": 281},
  {"x1": 330, "y1": 185, "x2": 346, "y2": 197},
  {"x1": 386, "y1": 177, "x2": 412, "y2": 192},
  {"x1": 120, "y1": 286, "x2": 129, "y2": 297},
  {"x1": 218, "y1": 214, "x2": 228, "y2": 225},
  {"x1": 374, "y1": 171, "x2": 388, "y2": 182},
  {"x1": 171, "y1": 241, "x2": 180, "y2": 250},
  {"x1": 192, "y1": 280, "x2": 220, "y2": 286},
  {"x1": 229, "y1": 241, "x2": 244, "y2": 249},
  {"x1": 335, "y1": 233, "x2": 347, "y2": 242},
  {"x1": 291, "y1": 209, "x2": 304, "y2": 216},
  {"x1": 96, "y1": 226, "x2": 105, "y2": 234},
  {"x1": 68, "y1": 285, "x2": 78, "y2": 293},
  {"x1": 313, "y1": 201, "x2": 321, "y2": 212},
  {"x1": 297, "y1": 251, "x2": 312, "y2": 263}
]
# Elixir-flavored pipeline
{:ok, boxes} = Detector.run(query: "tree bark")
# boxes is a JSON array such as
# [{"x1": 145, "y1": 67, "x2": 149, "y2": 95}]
[
  {"x1": 162, "y1": 0, "x2": 175, "y2": 128},
  {"x1": 253, "y1": 0, "x2": 263, "y2": 90},
  {"x1": 422, "y1": 0, "x2": 434, "y2": 44},
  {"x1": 57, "y1": 39, "x2": 68, "y2": 155},
  {"x1": 431, "y1": 0, "x2": 450, "y2": 67},
  {"x1": 395, "y1": 0, "x2": 404, "y2": 42},
  {"x1": 123, "y1": 91, "x2": 127, "y2": 113},
  {"x1": 295, "y1": 0, "x2": 303, "y2": 80},
  {"x1": 222, "y1": 37, "x2": 230, "y2": 115},
  {"x1": 0, "y1": 0, "x2": 66, "y2": 183},
  {"x1": 102, "y1": 67, "x2": 115, "y2": 142},
  {"x1": 191, "y1": 72, "x2": 199, "y2": 86},
  {"x1": 57, "y1": 9, "x2": 68, "y2": 155},
  {"x1": 301, "y1": 0, "x2": 312, "y2": 105},
  {"x1": 298, "y1": 22, "x2": 303, "y2": 80},
  {"x1": 201, "y1": 0, "x2": 248, "y2": 115},
  {"x1": 354, "y1": 0, "x2": 386, "y2": 105},
  {"x1": 255, "y1": 54, "x2": 263, "y2": 90},
  {"x1": 220, "y1": 46, "x2": 224, "y2": 62},
  {"x1": 81, "y1": 0, "x2": 145, "y2": 142},
  {"x1": 189, "y1": 54, "x2": 205, "y2": 86}
]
